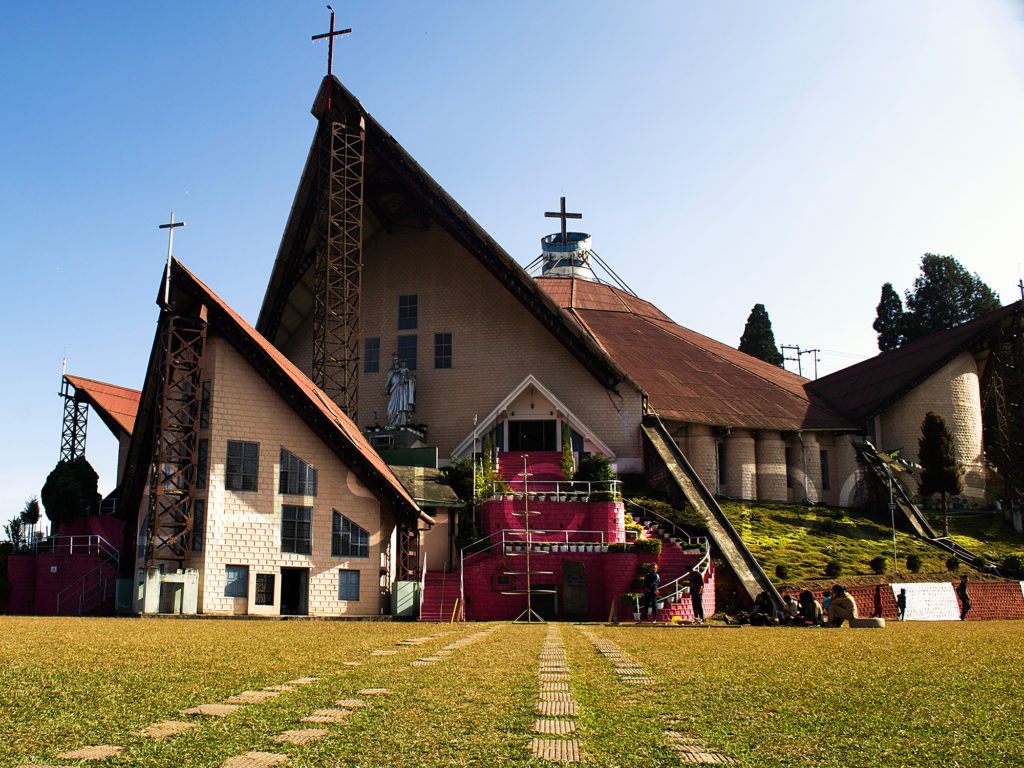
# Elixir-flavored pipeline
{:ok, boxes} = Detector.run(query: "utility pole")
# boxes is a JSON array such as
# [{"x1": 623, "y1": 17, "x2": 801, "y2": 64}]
[{"x1": 781, "y1": 344, "x2": 821, "y2": 379}]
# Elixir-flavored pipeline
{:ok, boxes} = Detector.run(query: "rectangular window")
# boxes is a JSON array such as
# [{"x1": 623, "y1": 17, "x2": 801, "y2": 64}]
[
  {"x1": 397, "y1": 335, "x2": 417, "y2": 371},
  {"x1": 398, "y1": 294, "x2": 418, "y2": 330},
  {"x1": 332, "y1": 511, "x2": 370, "y2": 558},
  {"x1": 192, "y1": 499, "x2": 205, "y2": 552},
  {"x1": 255, "y1": 573, "x2": 275, "y2": 606},
  {"x1": 364, "y1": 337, "x2": 380, "y2": 373},
  {"x1": 196, "y1": 438, "x2": 208, "y2": 490},
  {"x1": 338, "y1": 569, "x2": 360, "y2": 601},
  {"x1": 224, "y1": 565, "x2": 249, "y2": 598},
  {"x1": 226, "y1": 441, "x2": 259, "y2": 492},
  {"x1": 784, "y1": 447, "x2": 793, "y2": 489},
  {"x1": 821, "y1": 450, "x2": 831, "y2": 492},
  {"x1": 281, "y1": 504, "x2": 313, "y2": 555},
  {"x1": 200, "y1": 380, "x2": 212, "y2": 428},
  {"x1": 279, "y1": 448, "x2": 318, "y2": 496},
  {"x1": 716, "y1": 441, "x2": 727, "y2": 488},
  {"x1": 434, "y1": 332, "x2": 452, "y2": 369}
]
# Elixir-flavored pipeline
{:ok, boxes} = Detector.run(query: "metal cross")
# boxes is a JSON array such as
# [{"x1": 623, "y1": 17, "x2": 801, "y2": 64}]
[
  {"x1": 544, "y1": 196, "x2": 582, "y2": 242},
  {"x1": 159, "y1": 211, "x2": 185, "y2": 306},
  {"x1": 312, "y1": 5, "x2": 352, "y2": 79}
]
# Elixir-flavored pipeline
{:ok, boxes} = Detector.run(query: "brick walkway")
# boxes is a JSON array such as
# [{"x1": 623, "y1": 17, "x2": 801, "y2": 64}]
[{"x1": 529, "y1": 625, "x2": 581, "y2": 763}]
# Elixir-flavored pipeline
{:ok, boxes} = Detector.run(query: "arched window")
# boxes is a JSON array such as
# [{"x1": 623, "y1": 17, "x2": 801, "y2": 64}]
[{"x1": 332, "y1": 511, "x2": 369, "y2": 558}]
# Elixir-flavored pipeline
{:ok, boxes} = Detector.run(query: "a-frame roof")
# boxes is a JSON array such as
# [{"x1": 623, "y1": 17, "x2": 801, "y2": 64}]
[
  {"x1": 121, "y1": 259, "x2": 427, "y2": 531},
  {"x1": 808, "y1": 301, "x2": 1022, "y2": 422},
  {"x1": 63, "y1": 374, "x2": 141, "y2": 439},
  {"x1": 255, "y1": 76, "x2": 629, "y2": 395}
]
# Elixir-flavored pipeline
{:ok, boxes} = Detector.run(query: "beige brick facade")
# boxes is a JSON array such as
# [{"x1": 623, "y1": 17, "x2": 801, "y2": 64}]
[
  {"x1": 755, "y1": 431, "x2": 788, "y2": 502},
  {"x1": 878, "y1": 351, "x2": 985, "y2": 502},
  {"x1": 724, "y1": 429, "x2": 757, "y2": 500},
  {"x1": 192, "y1": 335, "x2": 392, "y2": 617},
  {"x1": 277, "y1": 227, "x2": 644, "y2": 466}
]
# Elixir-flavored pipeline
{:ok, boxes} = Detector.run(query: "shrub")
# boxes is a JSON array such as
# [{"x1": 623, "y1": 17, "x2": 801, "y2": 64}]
[
  {"x1": 817, "y1": 518, "x2": 841, "y2": 534},
  {"x1": 824, "y1": 560, "x2": 842, "y2": 578},
  {"x1": 946, "y1": 556, "x2": 961, "y2": 572},
  {"x1": 440, "y1": 457, "x2": 474, "y2": 504},
  {"x1": 577, "y1": 453, "x2": 615, "y2": 483},
  {"x1": 1001, "y1": 552, "x2": 1024, "y2": 579},
  {"x1": 906, "y1": 554, "x2": 923, "y2": 573},
  {"x1": 607, "y1": 542, "x2": 633, "y2": 554},
  {"x1": 629, "y1": 497, "x2": 707, "y2": 534},
  {"x1": 41, "y1": 456, "x2": 100, "y2": 527},
  {"x1": 632, "y1": 538, "x2": 662, "y2": 554},
  {"x1": 775, "y1": 564, "x2": 789, "y2": 581},
  {"x1": 638, "y1": 561, "x2": 658, "y2": 574},
  {"x1": 869, "y1": 556, "x2": 887, "y2": 575}
]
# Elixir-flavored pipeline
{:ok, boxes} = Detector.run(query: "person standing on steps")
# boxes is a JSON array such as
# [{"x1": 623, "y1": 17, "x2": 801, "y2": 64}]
[
  {"x1": 956, "y1": 575, "x2": 971, "y2": 621},
  {"x1": 639, "y1": 563, "x2": 660, "y2": 622},
  {"x1": 688, "y1": 566, "x2": 705, "y2": 623}
]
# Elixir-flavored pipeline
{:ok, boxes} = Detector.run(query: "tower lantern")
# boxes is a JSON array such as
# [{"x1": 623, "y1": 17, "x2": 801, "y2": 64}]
[{"x1": 541, "y1": 196, "x2": 596, "y2": 281}]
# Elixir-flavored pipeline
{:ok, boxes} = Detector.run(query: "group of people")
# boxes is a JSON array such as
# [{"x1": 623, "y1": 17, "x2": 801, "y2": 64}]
[{"x1": 741, "y1": 584, "x2": 860, "y2": 627}]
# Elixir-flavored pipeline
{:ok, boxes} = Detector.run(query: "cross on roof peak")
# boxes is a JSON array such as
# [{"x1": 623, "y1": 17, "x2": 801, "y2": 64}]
[
  {"x1": 312, "y1": 5, "x2": 352, "y2": 80},
  {"x1": 544, "y1": 196, "x2": 582, "y2": 242},
  {"x1": 158, "y1": 211, "x2": 185, "y2": 307}
]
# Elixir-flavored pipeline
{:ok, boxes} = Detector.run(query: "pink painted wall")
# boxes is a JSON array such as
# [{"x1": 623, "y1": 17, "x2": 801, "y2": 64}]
[{"x1": 478, "y1": 499, "x2": 625, "y2": 542}]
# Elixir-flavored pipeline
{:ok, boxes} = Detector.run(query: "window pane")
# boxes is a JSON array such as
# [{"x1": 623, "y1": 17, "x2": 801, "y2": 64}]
[
  {"x1": 397, "y1": 335, "x2": 417, "y2": 371},
  {"x1": 282, "y1": 504, "x2": 313, "y2": 555},
  {"x1": 200, "y1": 380, "x2": 212, "y2": 428},
  {"x1": 280, "y1": 448, "x2": 317, "y2": 496},
  {"x1": 398, "y1": 295, "x2": 418, "y2": 330},
  {"x1": 196, "y1": 439, "x2": 208, "y2": 490},
  {"x1": 434, "y1": 332, "x2": 452, "y2": 369},
  {"x1": 192, "y1": 500, "x2": 205, "y2": 552},
  {"x1": 227, "y1": 441, "x2": 259, "y2": 491},
  {"x1": 255, "y1": 573, "x2": 275, "y2": 606},
  {"x1": 821, "y1": 450, "x2": 831, "y2": 491},
  {"x1": 364, "y1": 337, "x2": 380, "y2": 373},
  {"x1": 225, "y1": 565, "x2": 248, "y2": 597},
  {"x1": 339, "y1": 569, "x2": 360, "y2": 601},
  {"x1": 332, "y1": 511, "x2": 370, "y2": 558}
]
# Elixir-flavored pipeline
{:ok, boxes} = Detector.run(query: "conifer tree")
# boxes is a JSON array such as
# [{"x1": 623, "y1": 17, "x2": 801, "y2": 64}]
[
  {"x1": 918, "y1": 411, "x2": 963, "y2": 536},
  {"x1": 738, "y1": 304, "x2": 783, "y2": 366},
  {"x1": 902, "y1": 254, "x2": 1000, "y2": 344},
  {"x1": 873, "y1": 282, "x2": 905, "y2": 351}
]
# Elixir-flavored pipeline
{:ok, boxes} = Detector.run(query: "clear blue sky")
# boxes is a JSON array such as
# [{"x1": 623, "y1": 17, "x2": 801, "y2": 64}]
[{"x1": 2, "y1": 1, "x2": 1023, "y2": 527}]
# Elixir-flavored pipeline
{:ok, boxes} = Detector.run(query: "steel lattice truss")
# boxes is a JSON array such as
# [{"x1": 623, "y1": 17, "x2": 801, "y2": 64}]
[
  {"x1": 398, "y1": 522, "x2": 418, "y2": 582},
  {"x1": 145, "y1": 312, "x2": 207, "y2": 567},
  {"x1": 59, "y1": 378, "x2": 88, "y2": 462},
  {"x1": 312, "y1": 117, "x2": 365, "y2": 421}
]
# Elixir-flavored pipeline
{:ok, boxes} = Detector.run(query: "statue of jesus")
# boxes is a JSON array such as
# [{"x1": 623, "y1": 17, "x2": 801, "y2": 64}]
[{"x1": 384, "y1": 353, "x2": 416, "y2": 427}]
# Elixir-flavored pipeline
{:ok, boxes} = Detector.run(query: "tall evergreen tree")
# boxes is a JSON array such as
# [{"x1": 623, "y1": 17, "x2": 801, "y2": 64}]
[
  {"x1": 738, "y1": 304, "x2": 784, "y2": 366},
  {"x1": 918, "y1": 411, "x2": 963, "y2": 536},
  {"x1": 902, "y1": 254, "x2": 1001, "y2": 343},
  {"x1": 873, "y1": 282, "x2": 905, "y2": 351}
]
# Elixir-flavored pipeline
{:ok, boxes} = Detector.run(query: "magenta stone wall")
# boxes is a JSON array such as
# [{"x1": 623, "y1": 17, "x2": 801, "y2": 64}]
[{"x1": 478, "y1": 499, "x2": 625, "y2": 542}]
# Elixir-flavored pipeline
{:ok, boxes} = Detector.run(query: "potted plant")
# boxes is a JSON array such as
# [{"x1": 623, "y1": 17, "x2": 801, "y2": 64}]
[{"x1": 623, "y1": 592, "x2": 642, "y2": 621}]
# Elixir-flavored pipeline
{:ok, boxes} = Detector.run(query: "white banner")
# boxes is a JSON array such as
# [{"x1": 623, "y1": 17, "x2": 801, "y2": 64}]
[{"x1": 890, "y1": 582, "x2": 961, "y2": 621}]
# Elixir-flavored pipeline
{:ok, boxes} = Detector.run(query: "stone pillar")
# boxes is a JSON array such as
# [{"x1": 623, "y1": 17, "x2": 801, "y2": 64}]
[
  {"x1": 785, "y1": 434, "x2": 805, "y2": 504},
  {"x1": 686, "y1": 424, "x2": 719, "y2": 493},
  {"x1": 725, "y1": 429, "x2": 757, "y2": 500},
  {"x1": 141, "y1": 567, "x2": 161, "y2": 614},
  {"x1": 756, "y1": 432, "x2": 788, "y2": 502},
  {"x1": 833, "y1": 434, "x2": 862, "y2": 508},
  {"x1": 801, "y1": 432, "x2": 822, "y2": 504}
]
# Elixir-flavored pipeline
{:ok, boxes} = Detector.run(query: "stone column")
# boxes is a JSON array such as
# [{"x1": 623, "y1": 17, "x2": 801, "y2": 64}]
[
  {"x1": 833, "y1": 434, "x2": 861, "y2": 508},
  {"x1": 756, "y1": 431, "x2": 788, "y2": 502},
  {"x1": 725, "y1": 429, "x2": 757, "y2": 500},
  {"x1": 785, "y1": 434, "x2": 805, "y2": 504},
  {"x1": 687, "y1": 424, "x2": 719, "y2": 493},
  {"x1": 801, "y1": 432, "x2": 823, "y2": 504}
]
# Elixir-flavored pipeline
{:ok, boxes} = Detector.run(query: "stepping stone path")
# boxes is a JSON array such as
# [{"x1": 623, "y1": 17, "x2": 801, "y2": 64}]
[
  {"x1": 285, "y1": 677, "x2": 320, "y2": 685},
  {"x1": 301, "y1": 709, "x2": 352, "y2": 724},
  {"x1": 225, "y1": 690, "x2": 281, "y2": 704},
  {"x1": 139, "y1": 720, "x2": 199, "y2": 739},
  {"x1": 665, "y1": 731, "x2": 740, "y2": 765},
  {"x1": 272, "y1": 729, "x2": 329, "y2": 745},
  {"x1": 404, "y1": 625, "x2": 502, "y2": 669},
  {"x1": 357, "y1": 688, "x2": 391, "y2": 695},
  {"x1": 576, "y1": 627, "x2": 657, "y2": 685},
  {"x1": 56, "y1": 746, "x2": 123, "y2": 761},
  {"x1": 180, "y1": 703, "x2": 241, "y2": 717},
  {"x1": 335, "y1": 698, "x2": 370, "y2": 708},
  {"x1": 264, "y1": 684, "x2": 298, "y2": 692},
  {"x1": 529, "y1": 625, "x2": 581, "y2": 763},
  {"x1": 220, "y1": 751, "x2": 289, "y2": 768}
]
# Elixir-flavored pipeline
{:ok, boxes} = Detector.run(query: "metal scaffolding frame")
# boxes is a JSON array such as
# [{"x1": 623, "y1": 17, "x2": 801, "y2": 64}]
[
  {"x1": 312, "y1": 116, "x2": 365, "y2": 421},
  {"x1": 144, "y1": 310, "x2": 207, "y2": 568},
  {"x1": 59, "y1": 377, "x2": 88, "y2": 462},
  {"x1": 398, "y1": 521, "x2": 419, "y2": 582}
]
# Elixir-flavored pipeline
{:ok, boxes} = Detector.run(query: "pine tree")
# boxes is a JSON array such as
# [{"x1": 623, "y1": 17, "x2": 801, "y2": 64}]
[
  {"x1": 873, "y1": 282, "x2": 905, "y2": 351},
  {"x1": 902, "y1": 254, "x2": 1001, "y2": 343},
  {"x1": 918, "y1": 411, "x2": 963, "y2": 536},
  {"x1": 738, "y1": 304, "x2": 783, "y2": 366}
]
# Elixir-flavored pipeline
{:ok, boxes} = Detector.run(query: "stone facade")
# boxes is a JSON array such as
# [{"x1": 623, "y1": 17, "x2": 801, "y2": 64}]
[
  {"x1": 191, "y1": 335, "x2": 392, "y2": 617},
  {"x1": 724, "y1": 429, "x2": 757, "y2": 500},
  {"x1": 277, "y1": 227, "x2": 644, "y2": 468}
]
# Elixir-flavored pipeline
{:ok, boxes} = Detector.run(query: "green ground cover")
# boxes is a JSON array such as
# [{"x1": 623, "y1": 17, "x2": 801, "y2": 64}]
[
  {"x1": 720, "y1": 500, "x2": 1024, "y2": 582},
  {"x1": 1, "y1": 618, "x2": 1022, "y2": 767}
]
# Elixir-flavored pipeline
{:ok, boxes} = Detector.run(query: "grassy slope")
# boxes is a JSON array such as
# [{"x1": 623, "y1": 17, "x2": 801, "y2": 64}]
[{"x1": 720, "y1": 500, "x2": 1023, "y2": 583}]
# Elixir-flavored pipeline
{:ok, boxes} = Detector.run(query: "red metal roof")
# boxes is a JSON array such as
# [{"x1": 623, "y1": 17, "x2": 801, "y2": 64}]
[
  {"x1": 64, "y1": 375, "x2": 141, "y2": 438},
  {"x1": 173, "y1": 260, "x2": 423, "y2": 519},
  {"x1": 537, "y1": 277, "x2": 852, "y2": 431},
  {"x1": 808, "y1": 301, "x2": 1022, "y2": 422}
]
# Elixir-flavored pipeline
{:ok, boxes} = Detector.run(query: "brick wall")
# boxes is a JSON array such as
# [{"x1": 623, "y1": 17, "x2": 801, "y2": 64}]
[
  {"x1": 196, "y1": 335, "x2": 388, "y2": 617},
  {"x1": 277, "y1": 226, "x2": 645, "y2": 464},
  {"x1": 478, "y1": 499, "x2": 624, "y2": 542}
]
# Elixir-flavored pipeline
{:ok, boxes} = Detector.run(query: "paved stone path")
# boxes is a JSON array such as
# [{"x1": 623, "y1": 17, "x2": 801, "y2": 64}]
[{"x1": 529, "y1": 625, "x2": 581, "y2": 763}]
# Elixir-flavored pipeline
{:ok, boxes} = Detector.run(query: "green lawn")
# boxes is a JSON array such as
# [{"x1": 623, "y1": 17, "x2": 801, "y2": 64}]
[
  {"x1": 720, "y1": 500, "x2": 1023, "y2": 583},
  {"x1": 1, "y1": 618, "x2": 1023, "y2": 767}
]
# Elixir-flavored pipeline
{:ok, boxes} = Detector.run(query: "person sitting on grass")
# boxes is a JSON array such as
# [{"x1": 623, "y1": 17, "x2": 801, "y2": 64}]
[
  {"x1": 796, "y1": 590, "x2": 823, "y2": 626},
  {"x1": 781, "y1": 594, "x2": 800, "y2": 624},
  {"x1": 827, "y1": 584, "x2": 858, "y2": 627},
  {"x1": 821, "y1": 589, "x2": 831, "y2": 619},
  {"x1": 638, "y1": 563, "x2": 660, "y2": 622},
  {"x1": 749, "y1": 592, "x2": 775, "y2": 626}
]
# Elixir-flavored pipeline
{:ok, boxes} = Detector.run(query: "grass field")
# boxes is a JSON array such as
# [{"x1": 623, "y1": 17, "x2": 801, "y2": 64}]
[{"x1": 2, "y1": 618, "x2": 1023, "y2": 767}]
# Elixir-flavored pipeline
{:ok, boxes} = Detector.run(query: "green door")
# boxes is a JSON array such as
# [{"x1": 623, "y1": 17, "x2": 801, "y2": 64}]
[{"x1": 562, "y1": 561, "x2": 587, "y2": 618}]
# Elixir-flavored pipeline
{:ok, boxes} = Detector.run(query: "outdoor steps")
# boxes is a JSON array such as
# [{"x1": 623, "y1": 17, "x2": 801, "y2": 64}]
[
  {"x1": 418, "y1": 571, "x2": 461, "y2": 622},
  {"x1": 497, "y1": 452, "x2": 565, "y2": 483}
]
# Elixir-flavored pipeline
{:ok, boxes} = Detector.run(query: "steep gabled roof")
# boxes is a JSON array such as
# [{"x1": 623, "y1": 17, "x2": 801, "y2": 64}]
[
  {"x1": 121, "y1": 260, "x2": 427, "y2": 532},
  {"x1": 537, "y1": 277, "x2": 853, "y2": 431},
  {"x1": 808, "y1": 301, "x2": 1022, "y2": 422},
  {"x1": 64, "y1": 375, "x2": 141, "y2": 438},
  {"x1": 255, "y1": 76, "x2": 629, "y2": 394}
]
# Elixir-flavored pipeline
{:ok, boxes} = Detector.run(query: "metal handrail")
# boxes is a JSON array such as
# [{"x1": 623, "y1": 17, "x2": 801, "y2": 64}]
[
  {"x1": 32, "y1": 534, "x2": 119, "y2": 562},
  {"x1": 418, "y1": 552, "x2": 428, "y2": 620},
  {"x1": 56, "y1": 562, "x2": 112, "y2": 616},
  {"x1": 625, "y1": 499, "x2": 693, "y2": 543},
  {"x1": 489, "y1": 479, "x2": 621, "y2": 499}
]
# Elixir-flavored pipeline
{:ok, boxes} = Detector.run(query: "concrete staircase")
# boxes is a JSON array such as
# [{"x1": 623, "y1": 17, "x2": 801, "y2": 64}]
[
  {"x1": 418, "y1": 570, "x2": 461, "y2": 622},
  {"x1": 497, "y1": 451, "x2": 565, "y2": 486}
]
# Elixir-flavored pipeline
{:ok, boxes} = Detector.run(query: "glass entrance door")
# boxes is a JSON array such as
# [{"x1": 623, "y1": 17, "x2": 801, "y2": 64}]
[{"x1": 508, "y1": 420, "x2": 557, "y2": 452}]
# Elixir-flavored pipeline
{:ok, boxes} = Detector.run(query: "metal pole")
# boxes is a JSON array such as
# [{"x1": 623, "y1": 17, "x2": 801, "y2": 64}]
[
  {"x1": 523, "y1": 453, "x2": 532, "y2": 623},
  {"x1": 887, "y1": 465, "x2": 899, "y2": 574}
]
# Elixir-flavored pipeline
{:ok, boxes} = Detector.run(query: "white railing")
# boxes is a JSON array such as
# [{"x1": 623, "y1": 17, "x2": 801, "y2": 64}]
[
  {"x1": 33, "y1": 535, "x2": 119, "y2": 562},
  {"x1": 418, "y1": 552, "x2": 428, "y2": 620},
  {"x1": 489, "y1": 479, "x2": 621, "y2": 502},
  {"x1": 56, "y1": 563, "x2": 113, "y2": 616}
]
